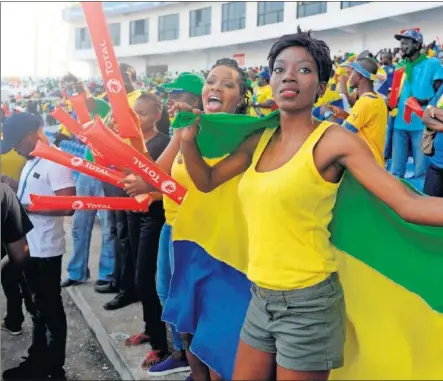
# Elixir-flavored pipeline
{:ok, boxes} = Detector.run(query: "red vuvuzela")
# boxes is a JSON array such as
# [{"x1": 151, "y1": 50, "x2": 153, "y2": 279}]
[
  {"x1": 29, "y1": 194, "x2": 151, "y2": 212},
  {"x1": 83, "y1": 116, "x2": 187, "y2": 204},
  {"x1": 30, "y1": 141, "x2": 126, "y2": 187},
  {"x1": 81, "y1": 1, "x2": 139, "y2": 139}
]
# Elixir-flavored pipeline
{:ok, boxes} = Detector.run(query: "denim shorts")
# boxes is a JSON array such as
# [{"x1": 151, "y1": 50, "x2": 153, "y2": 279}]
[{"x1": 240, "y1": 273, "x2": 346, "y2": 372}]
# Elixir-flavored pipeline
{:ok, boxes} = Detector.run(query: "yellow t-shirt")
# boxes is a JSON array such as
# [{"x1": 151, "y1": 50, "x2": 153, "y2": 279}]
[
  {"x1": 344, "y1": 92, "x2": 388, "y2": 166},
  {"x1": 249, "y1": 85, "x2": 273, "y2": 117},
  {"x1": 127, "y1": 90, "x2": 143, "y2": 108},
  {"x1": 238, "y1": 122, "x2": 340, "y2": 290},
  {"x1": 1, "y1": 150, "x2": 26, "y2": 181}
]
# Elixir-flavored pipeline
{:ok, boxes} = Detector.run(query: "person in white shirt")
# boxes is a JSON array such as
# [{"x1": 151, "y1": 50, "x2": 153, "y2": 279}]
[{"x1": 1, "y1": 112, "x2": 76, "y2": 381}]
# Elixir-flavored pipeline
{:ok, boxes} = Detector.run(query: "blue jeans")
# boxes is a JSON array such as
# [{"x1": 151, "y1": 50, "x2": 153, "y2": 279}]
[
  {"x1": 68, "y1": 174, "x2": 115, "y2": 282},
  {"x1": 156, "y1": 223, "x2": 184, "y2": 351},
  {"x1": 391, "y1": 128, "x2": 429, "y2": 178}
]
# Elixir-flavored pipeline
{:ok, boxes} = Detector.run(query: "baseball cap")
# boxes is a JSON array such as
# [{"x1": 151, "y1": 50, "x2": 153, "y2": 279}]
[
  {"x1": 160, "y1": 72, "x2": 205, "y2": 96},
  {"x1": 0, "y1": 112, "x2": 42, "y2": 154},
  {"x1": 341, "y1": 61, "x2": 377, "y2": 81},
  {"x1": 394, "y1": 28, "x2": 423, "y2": 45},
  {"x1": 258, "y1": 69, "x2": 270, "y2": 80}
]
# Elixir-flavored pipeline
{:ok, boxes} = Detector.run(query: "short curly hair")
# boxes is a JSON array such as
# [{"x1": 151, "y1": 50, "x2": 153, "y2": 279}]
[{"x1": 267, "y1": 26, "x2": 332, "y2": 84}]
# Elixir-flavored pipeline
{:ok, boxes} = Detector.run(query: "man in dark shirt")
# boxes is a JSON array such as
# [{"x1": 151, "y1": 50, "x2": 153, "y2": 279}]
[
  {"x1": 1, "y1": 183, "x2": 34, "y2": 336},
  {"x1": 1, "y1": 182, "x2": 33, "y2": 262}
]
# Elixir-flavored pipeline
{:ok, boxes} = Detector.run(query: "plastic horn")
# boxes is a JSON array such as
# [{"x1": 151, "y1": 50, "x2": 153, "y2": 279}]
[
  {"x1": 29, "y1": 194, "x2": 151, "y2": 212},
  {"x1": 404, "y1": 97, "x2": 424, "y2": 123},
  {"x1": 51, "y1": 106, "x2": 84, "y2": 136},
  {"x1": 51, "y1": 106, "x2": 109, "y2": 165},
  {"x1": 81, "y1": 1, "x2": 139, "y2": 139},
  {"x1": 83, "y1": 116, "x2": 187, "y2": 204},
  {"x1": 30, "y1": 140, "x2": 126, "y2": 187},
  {"x1": 68, "y1": 93, "x2": 91, "y2": 124}
]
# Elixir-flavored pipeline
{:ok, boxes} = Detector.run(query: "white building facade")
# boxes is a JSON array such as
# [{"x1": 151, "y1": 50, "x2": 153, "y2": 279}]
[{"x1": 62, "y1": 1, "x2": 443, "y2": 76}]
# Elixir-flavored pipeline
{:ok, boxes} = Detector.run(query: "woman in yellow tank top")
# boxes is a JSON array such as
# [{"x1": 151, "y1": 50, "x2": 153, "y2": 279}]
[{"x1": 177, "y1": 29, "x2": 443, "y2": 380}]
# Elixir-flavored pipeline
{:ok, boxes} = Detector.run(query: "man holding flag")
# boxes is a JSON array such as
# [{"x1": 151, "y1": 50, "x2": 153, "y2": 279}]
[{"x1": 391, "y1": 28, "x2": 442, "y2": 179}]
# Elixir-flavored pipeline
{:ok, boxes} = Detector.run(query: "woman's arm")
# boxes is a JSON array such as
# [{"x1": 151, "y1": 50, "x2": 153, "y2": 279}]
[
  {"x1": 422, "y1": 107, "x2": 443, "y2": 131},
  {"x1": 331, "y1": 128, "x2": 443, "y2": 226},
  {"x1": 178, "y1": 115, "x2": 262, "y2": 192},
  {"x1": 123, "y1": 103, "x2": 189, "y2": 196},
  {"x1": 123, "y1": 133, "x2": 180, "y2": 196}
]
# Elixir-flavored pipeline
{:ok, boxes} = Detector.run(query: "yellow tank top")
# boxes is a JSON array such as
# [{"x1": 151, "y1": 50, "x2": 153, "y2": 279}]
[
  {"x1": 238, "y1": 121, "x2": 340, "y2": 290},
  {"x1": 163, "y1": 153, "x2": 189, "y2": 226}
]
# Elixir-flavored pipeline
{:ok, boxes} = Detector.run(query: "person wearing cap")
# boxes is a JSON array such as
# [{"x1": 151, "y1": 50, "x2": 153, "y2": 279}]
[
  {"x1": 1, "y1": 112, "x2": 76, "y2": 380},
  {"x1": 320, "y1": 57, "x2": 388, "y2": 166},
  {"x1": 357, "y1": 51, "x2": 388, "y2": 101},
  {"x1": 160, "y1": 72, "x2": 204, "y2": 122},
  {"x1": 391, "y1": 28, "x2": 442, "y2": 179},
  {"x1": 249, "y1": 68, "x2": 275, "y2": 118}
]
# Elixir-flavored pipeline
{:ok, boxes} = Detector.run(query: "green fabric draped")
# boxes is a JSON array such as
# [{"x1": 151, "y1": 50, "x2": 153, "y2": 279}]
[
  {"x1": 396, "y1": 53, "x2": 427, "y2": 83},
  {"x1": 172, "y1": 110, "x2": 280, "y2": 158}
]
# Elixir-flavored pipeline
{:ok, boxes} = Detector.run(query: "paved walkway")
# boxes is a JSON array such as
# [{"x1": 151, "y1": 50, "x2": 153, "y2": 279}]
[
  {"x1": 1, "y1": 285, "x2": 119, "y2": 380},
  {"x1": 62, "y1": 218, "x2": 189, "y2": 381}
]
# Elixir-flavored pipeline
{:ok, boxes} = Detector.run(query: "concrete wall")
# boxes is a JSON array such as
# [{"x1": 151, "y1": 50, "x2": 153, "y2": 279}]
[{"x1": 67, "y1": 1, "x2": 443, "y2": 75}]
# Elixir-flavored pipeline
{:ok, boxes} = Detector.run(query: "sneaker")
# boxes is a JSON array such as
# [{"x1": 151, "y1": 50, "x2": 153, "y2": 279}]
[
  {"x1": 2, "y1": 357, "x2": 47, "y2": 380},
  {"x1": 141, "y1": 350, "x2": 170, "y2": 370},
  {"x1": 1, "y1": 320, "x2": 22, "y2": 336},
  {"x1": 148, "y1": 353, "x2": 191, "y2": 376}
]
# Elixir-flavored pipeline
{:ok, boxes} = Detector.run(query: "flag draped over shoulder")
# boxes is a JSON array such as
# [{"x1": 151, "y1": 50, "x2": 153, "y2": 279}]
[
  {"x1": 169, "y1": 110, "x2": 443, "y2": 380},
  {"x1": 163, "y1": 112, "x2": 273, "y2": 378}
]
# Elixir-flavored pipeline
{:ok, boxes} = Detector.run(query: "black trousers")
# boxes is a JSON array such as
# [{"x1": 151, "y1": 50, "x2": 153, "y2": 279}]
[
  {"x1": 1, "y1": 260, "x2": 34, "y2": 330},
  {"x1": 103, "y1": 183, "x2": 135, "y2": 295},
  {"x1": 423, "y1": 163, "x2": 443, "y2": 197},
  {"x1": 127, "y1": 201, "x2": 167, "y2": 351},
  {"x1": 24, "y1": 255, "x2": 67, "y2": 371}
]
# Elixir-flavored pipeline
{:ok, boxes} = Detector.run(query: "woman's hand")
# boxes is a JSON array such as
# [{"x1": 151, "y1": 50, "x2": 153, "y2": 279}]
[
  {"x1": 168, "y1": 102, "x2": 194, "y2": 119},
  {"x1": 176, "y1": 109, "x2": 201, "y2": 142},
  {"x1": 123, "y1": 174, "x2": 152, "y2": 197}
]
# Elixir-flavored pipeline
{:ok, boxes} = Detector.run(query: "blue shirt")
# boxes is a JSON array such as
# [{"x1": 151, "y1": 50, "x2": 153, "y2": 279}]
[
  {"x1": 430, "y1": 85, "x2": 443, "y2": 168},
  {"x1": 394, "y1": 57, "x2": 442, "y2": 131},
  {"x1": 378, "y1": 65, "x2": 395, "y2": 96}
]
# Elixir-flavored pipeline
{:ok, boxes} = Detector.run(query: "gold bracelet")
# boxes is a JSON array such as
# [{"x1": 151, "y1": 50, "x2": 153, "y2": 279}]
[{"x1": 426, "y1": 105, "x2": 436, "y2": 118}]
